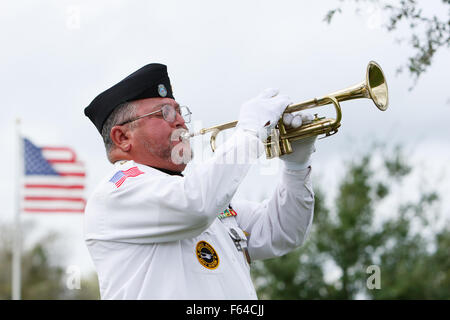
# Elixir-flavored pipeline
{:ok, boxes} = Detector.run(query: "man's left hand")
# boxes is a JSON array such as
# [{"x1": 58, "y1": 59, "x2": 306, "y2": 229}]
[{"x1": 280, "y1": 112, "x2": 317, "y2": 170}]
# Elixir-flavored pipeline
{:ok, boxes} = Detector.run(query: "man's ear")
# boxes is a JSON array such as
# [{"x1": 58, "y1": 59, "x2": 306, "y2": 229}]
[{"x1": 110, "y1": 125, "x2": 132, "y2": 152}]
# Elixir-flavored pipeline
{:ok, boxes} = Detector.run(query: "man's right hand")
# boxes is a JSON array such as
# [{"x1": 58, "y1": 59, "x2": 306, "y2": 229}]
[{"x1": 237, "y1": 88, "x2": 291, "y2": 138}]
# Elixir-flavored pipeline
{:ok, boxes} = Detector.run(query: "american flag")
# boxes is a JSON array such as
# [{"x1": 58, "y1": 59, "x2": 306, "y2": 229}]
[
  {"x1": 22, "y1": 138, "x2": 86, "y2": 213},
  {"x1": 109, "y1": 167, "x2": 144, "y2": 188}
]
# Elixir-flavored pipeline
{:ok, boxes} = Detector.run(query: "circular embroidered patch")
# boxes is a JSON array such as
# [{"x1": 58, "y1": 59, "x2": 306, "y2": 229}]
[
  {"x1": 158, "y1": 84, "x2": 167, "y2": 97},
  {"x1": 196, "y1": 241, "x2": 219, "y2": 270}
]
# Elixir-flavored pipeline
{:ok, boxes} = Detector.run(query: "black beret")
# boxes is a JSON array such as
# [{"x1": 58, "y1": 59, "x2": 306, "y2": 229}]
[{"x1": 84, "y1": 63, "x2": 175, "y2": 134}]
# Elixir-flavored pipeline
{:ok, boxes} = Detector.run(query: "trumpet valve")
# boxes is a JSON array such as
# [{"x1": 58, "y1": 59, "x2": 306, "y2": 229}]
[
  {"x1": 282, "y1": 138, "x2": 293, "y2": 155},
  {"x1": 264, "y1": 128, "x2": 282, "y2": 159}
]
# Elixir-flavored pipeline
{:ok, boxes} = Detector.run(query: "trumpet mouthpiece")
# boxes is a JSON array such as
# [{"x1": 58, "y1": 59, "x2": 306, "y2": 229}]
[{"x1": 180, "y1": 131, "x2": 195, "y2": 141}]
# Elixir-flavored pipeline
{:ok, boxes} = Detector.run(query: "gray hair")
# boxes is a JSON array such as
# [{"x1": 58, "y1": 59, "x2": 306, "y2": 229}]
[{"x1": 101, "y1": 101, "x2": 138, "y2": 162}]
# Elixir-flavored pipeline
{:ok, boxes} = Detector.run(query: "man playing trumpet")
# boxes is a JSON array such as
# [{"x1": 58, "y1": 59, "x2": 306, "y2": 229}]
[{"x1": 83, "y1": 63, "x2": 316, "y2": 299}]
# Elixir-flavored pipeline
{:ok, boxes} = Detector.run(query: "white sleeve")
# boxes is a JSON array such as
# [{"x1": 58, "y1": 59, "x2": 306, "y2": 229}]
[
  {"x1": 232, "y1": 166, "x2": 315, "y2": 260},
  {"x1": 84, "y1": 129, "x2": 264, "y2": 244}
]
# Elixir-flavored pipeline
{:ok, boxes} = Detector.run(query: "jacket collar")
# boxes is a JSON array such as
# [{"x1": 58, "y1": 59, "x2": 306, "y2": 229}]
[{"x1": 113, "y1": 160, "x2": 183, "y2": 177}]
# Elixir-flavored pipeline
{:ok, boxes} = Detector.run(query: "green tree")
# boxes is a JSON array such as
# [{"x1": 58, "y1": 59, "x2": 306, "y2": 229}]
[
  {"x1": 368, "y1": 193, "x2": 449, "y2": 299},
  {"x1": 0, "y1": 221, "x2": 99, "y2": 300},
  {"x1": 251, "y1": 145, "x2": 449, "y2": 299}
]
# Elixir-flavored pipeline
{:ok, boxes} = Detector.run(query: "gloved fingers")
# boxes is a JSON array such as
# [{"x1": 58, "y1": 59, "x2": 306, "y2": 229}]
[
  {"x1": 238, "y1": 89, "x2": 291, "y2": 135},
  {"x1": 283, "y1": 111, "x2": 314, "y2": 128},
  {"x1": 301, "y1": 112, "x2": 314, "y2": 124},
  {"x1": 271, "y1": 95, "x2": 291, "y2": 113},
  {"x1": 271, "y1": 94, "x2": 291, "y2": 105},
  {"x1": 282, "y1": 113, "x2": 293, "y2": 126},
  {"x1": 258, "y1": 88, "x2": 279, "y2": 99},
  {"x1": 291, "y1": 115, "x2": 303, "y2": 128},
  {"x1": 265, "y1": 94, "x2": 291, "y2": 127}
]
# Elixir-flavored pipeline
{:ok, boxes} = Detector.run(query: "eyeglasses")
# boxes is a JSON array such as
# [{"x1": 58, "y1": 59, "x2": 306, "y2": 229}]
[{"x1": 119, "y1": 104, "x2": 192, "y2": 126}]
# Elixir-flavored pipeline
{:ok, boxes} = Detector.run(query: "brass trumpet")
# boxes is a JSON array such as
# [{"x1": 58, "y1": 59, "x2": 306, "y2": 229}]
[{"x1": 184, "y1": 61, "x2": 388, "y2": 158}]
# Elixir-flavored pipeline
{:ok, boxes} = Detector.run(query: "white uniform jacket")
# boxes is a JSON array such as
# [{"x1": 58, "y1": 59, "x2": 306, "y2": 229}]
[{"x1": 84, "y1": 129, "x2": 315, "y2": 299}]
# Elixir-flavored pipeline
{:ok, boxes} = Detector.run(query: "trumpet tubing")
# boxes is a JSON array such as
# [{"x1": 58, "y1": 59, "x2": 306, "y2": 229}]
[{"x1": 186, "y1": 61, "x2": 389, "y2": 158}]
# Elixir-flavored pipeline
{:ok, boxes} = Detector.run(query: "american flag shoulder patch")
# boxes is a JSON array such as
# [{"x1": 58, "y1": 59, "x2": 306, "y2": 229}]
[{"x1": 109, "y1": 166, "x2": 144, "y2": 188}]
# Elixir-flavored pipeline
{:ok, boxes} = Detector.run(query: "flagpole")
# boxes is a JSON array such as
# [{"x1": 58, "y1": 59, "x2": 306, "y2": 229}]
[{"x1": 12, "y1": 118, "x2": 23, "y2": 300}]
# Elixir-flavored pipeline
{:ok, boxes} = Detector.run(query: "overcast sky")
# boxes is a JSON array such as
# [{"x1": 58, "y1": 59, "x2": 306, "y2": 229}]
[{"x1": 1, "y1": 0, "x2": 449, "y2": 275}]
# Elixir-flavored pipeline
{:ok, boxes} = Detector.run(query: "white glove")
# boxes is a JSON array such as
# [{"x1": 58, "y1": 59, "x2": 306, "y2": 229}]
[
  {"x1": 280, "y1": 111, "x2": 317, "y2": 170},
  {"x1": 237, "y1": 88, "x2": 291, "y2": 139}
]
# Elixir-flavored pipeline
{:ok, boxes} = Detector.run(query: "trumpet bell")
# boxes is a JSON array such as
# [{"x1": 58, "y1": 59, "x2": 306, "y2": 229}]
[{"x1": 367, "y1": 61, "x2": 388, "y2": 111}]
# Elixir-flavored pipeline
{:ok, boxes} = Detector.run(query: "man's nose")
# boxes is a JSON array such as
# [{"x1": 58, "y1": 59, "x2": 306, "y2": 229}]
[{"x1": 172, "y1": 111, "x2": 186, "y2": 128}]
